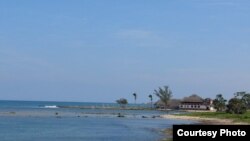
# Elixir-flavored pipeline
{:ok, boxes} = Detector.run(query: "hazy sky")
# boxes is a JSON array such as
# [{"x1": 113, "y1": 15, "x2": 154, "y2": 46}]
[{"x1": 1, "y1": 0, "x2": 250, "y2": 103}]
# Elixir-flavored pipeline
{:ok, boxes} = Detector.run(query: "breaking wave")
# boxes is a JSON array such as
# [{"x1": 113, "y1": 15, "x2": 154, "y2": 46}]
[{"x1": 44, "y1": 105, "x2": 58, "y2": 108}]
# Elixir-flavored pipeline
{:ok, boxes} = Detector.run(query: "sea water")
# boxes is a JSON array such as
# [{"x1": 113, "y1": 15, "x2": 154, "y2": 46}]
[{"x1": 0, "y1": 100, "x2": 193, "y2": 141}]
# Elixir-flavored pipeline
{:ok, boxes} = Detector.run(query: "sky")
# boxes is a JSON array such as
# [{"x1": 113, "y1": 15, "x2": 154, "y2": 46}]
[{"x1": 0, "y1": 0, "x2": 250, "y2": 103}]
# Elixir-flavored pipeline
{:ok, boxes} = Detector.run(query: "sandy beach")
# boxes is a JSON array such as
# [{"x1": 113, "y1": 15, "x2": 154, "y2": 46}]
[{"x1": 160, "y1": 114, "x2": 249, "y2": 125}]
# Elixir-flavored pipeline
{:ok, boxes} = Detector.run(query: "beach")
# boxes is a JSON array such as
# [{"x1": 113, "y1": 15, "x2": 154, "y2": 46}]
[
  {"x1": 161, "y1": 114, "x2": 249, "y2": 125},
  {"x1": 160, "y1": 113, "x2": 250, "y2": 141}
]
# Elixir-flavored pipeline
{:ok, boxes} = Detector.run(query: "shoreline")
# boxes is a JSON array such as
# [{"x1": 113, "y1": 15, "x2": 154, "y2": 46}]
[
  {"x1": 160, "y1": 113, "x2": 250, "y2": 141},
  {"x1": 160, "y1": 114, "x2": 249, "y2": 125}
]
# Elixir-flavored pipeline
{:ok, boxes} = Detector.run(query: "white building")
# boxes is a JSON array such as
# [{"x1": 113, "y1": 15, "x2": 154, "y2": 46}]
[{"x1": 179, "y1": 94, "x2": 213, "y2": 110}]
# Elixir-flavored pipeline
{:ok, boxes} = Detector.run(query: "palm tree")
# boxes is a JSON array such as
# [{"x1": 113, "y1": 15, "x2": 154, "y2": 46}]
[
  {"x1": 148, "y1": 94, "x2": 153, "y2": 109},
  {"x1": 133, "y1": 93, "x2": 137, "y2": 104},
  {"x1": 154, "y1": 86, "x2": 172, "y2": 109}
]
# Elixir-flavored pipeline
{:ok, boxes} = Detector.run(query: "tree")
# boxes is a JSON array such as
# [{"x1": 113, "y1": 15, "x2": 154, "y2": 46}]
[
  {"x1": 213, "y1": 94, "x2": 227, "y2": 112},
  {"x1": 242, "y1": 94, "x2": 250, "y2": 109},
  {"x1": 226, "y1": 97, "x2": 247, "y2": 114},
  {"x1": 116, "y1": 98, "x2": 128, "y2": 108},
  {"x1": 234, "y1": 91, "x2": 250, "y2": 109},
  {"x1": 148, "y1": 94, "x2": 153, "y2": 108},
  {"x1": 226, "y1": 92, "x2": 250, "y2": 114},
  {"x1": 154, "y1": 86, "x2": 172, "y2": 109},
  {"x1": 133, "y1": 93, "x2": 137, "y2": 104}
]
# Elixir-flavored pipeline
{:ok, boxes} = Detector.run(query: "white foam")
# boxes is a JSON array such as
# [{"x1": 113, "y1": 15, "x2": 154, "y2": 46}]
[{"x1": 44, "y1": 105, "x2": 58, "y2": 108}]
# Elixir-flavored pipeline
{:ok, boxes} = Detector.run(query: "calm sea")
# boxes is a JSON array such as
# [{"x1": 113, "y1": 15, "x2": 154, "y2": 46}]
[{"x1": 0, "y1": 100, "x2": 193, "y2": 141}]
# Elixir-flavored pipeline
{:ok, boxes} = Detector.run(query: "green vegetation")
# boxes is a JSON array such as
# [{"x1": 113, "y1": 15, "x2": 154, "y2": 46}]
[
  {"x1": 116, "y1": 98, "x2": 128, "y2": 108},
  {"x1": 224, "y1": 92, "x2": 250, "y2": 114},
  {"x1": 241, "y1": 93, "x2": 250, "y2": 108},
  {"x1": 174, "y1": 92, "x2": 250, "y2": 124},
  {"x1": 213, "y1": 94, "x2": 227, "y2": 112},
  {"x1": 227, "y1": 98, "x2": 247, "y2": 114},
  {"x1": 161, "y1": 138, "x2": 173, "y2": 141},
  {"x1": 161, "y1": 128, "x2": 173, "y2": 141},
  {"x1": 154, "y1": 86, "x2": 172, "y2": 109},
  {"x1": 182, "y1": 111, "x2": 250, "y2": 123},
  {"x1": 234, "y1": 92, "x2": 250, "y2": 109}
]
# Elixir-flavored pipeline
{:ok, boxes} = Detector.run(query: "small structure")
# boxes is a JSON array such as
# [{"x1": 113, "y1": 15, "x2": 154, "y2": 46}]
[{"x1": 179, "y1": 94, "x2": 213, "y2": 110}]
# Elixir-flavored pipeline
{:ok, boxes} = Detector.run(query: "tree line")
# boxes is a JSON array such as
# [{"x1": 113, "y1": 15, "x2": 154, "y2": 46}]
[
  {"x1": 214, "y1": 92, "x2": 250, "y2": 114},
  {"x1": 116, "y1": 86, "x2": 250, "y2": 115},
  {"x1": 116, "y1": 86, "x2": 172, "y2": 109}
]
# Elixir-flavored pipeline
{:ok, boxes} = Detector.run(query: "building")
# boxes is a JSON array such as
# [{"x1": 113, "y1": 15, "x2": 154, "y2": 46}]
[
  {"x1": 179, "y1": 94, "x2": 213, "y2": 110},
  {"x1": 154, "y1": 99, "x2": 181, "y2": 109}
]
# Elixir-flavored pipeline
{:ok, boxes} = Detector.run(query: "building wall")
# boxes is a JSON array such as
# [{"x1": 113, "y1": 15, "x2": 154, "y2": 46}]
[{"x1": 179, "y1": 104, "x2": 208, "y2": 110}]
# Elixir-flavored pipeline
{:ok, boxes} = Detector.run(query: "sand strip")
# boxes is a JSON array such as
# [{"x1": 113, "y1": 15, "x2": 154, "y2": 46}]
[{"x1": 161, "y1": 114, "x2": 249, "y2": 125}]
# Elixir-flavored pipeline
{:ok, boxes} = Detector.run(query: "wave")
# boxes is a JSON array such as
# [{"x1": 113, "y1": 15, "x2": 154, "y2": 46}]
[{"x1": 43, "y1": 105, "x2": 58, "y2": 108}]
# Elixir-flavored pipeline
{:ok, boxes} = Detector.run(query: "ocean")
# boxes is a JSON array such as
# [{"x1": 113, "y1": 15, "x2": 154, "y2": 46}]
[{"x1": 0, "y1": 100, "x2": 193, "y2": 141}]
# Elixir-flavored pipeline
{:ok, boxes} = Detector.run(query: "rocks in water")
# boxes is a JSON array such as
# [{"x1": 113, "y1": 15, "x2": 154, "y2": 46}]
[
  {"x1": 152, "y1": 115, "x2": 161, "y2": 118},
  {"x1": 117, "y1": 113, "x2": 125, "y2": 117},
  {"x1": 152, "y1": 115, "x2": 160, "y2": 118},
  {"x1": 54, "y1": 112, "x2": 61, "y2": 118},
  {"x1": 142, "y1": 115, "x2": 160, "y2": 119},
  {"x1": 9, "y1": 112, "x2": 16, "y2": 115}
]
